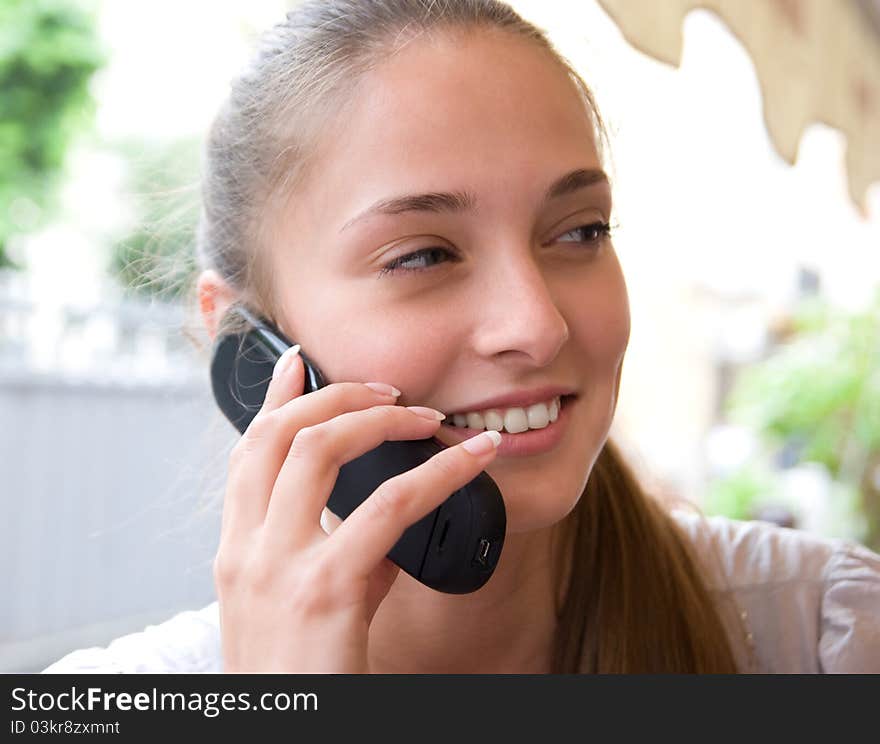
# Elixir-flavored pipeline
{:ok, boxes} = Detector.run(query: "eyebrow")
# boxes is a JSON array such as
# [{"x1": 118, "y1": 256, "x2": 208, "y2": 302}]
[{"x1": 339, "y1": 167, "x2": 608, "y2": 233}]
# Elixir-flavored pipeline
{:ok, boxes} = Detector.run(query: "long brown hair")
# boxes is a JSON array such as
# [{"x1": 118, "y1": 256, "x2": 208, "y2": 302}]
[
  {"x1": 553, "y1": 438, "x2": 737, "y2": 672},
  {"x1": 194, "y1": 0, "x2": 738, "y2": 673}
]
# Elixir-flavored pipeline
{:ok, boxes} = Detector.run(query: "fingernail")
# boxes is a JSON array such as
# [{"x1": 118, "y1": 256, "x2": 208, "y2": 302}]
[
  {"x1": 461, "y1": 430, "x2": 502, "y2": 455},
  {"x1": 364, "y1": 382, "x2": 402, "y2": 397},
  {"x1": 273, "y1": 344, "x2": 301, "y2": 378},
  {"x1": 320, "y1": 507, "x2": 343, "y2": 536},
  {"x1": 406, "y1": 406, "x2": 446, "y2": 421}
]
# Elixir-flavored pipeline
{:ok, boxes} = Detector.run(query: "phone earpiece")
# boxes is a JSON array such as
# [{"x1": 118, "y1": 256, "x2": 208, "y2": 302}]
[{"x1": 210, "y1": 306, "x2": 325, "y2": 432}]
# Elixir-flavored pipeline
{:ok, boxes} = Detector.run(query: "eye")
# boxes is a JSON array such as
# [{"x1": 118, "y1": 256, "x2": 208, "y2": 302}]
[
  {"x1": 556, "y1": 221, "x2": 613, "y2": 246},
  {"x1": 376, "y1": 221, "x2": 614, "y2": 278},
  {"x1": 378, "y1": 246, "x2": 456, "y2": 277}
]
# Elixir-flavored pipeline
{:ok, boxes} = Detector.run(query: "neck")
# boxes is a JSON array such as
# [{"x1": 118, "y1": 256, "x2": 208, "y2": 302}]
[{"x1": 367, "y1": 519, "x2": 572, "y2": 674}]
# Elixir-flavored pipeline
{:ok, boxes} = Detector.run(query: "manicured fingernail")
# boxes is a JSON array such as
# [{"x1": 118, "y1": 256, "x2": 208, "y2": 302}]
[
  {"x1": 320, "y1": 507, "x2": 343, "y2": 536},
  {"x1": 461, "y1": 430, "x2": 502, "y2": 455},
  {"x1": 273, "y1": 344, "x2": 301, "y2": 377},
  {"x1": 364, "y1": 382, "x2": 402, "y2": 397},
  {"x1": 406, "y1": 406, "x2": 446, "y2": 421}
]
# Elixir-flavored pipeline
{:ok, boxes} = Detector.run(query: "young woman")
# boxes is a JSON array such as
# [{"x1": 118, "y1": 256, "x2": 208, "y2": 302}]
[{"x1": 45, "y1": 0, "x2": 879, "y2": 674}]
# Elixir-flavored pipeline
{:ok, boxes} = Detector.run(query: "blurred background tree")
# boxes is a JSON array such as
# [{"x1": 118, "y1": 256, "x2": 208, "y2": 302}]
[
  {"x1": 0, "y1": 0, "x2": 105, "y2": 270},
  {"x1": 708, "y1": 290, "x2": 880, "y2": 551}
]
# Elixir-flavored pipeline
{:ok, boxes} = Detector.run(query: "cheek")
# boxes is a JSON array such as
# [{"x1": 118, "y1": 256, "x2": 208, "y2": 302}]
[
  {"x1": 568, "y1": 257, "x2": 631, "y2": 369},
  {"x1": 284, "y1": 296, "x2": 460, "y2": 394}
]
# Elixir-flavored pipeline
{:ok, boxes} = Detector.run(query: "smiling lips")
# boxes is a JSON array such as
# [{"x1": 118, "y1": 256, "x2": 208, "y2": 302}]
[
  {"x1": 446, "y1": 395, "x2": 561, "y2": 433},
  {"x1": 436, "y1": 394, "x2": 575, "y2": 457}
]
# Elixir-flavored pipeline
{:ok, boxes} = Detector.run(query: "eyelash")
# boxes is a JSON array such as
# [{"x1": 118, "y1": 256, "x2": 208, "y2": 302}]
[{"x1": 377, "y1": 221, "x2": 614, "y2": 277}]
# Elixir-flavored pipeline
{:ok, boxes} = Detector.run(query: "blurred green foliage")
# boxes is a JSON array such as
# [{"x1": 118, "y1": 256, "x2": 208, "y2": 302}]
[
  {"x1": 710, "y1": 290, "x2": 880, "y2": 549},
  {"x1": 728, "y1": 292, "x2": 880, "y2": 475},
  {"x1": 0, "y1": 0, "x2": 104, "y2": 269},
  {"x1": 705, "y1": 463, "x2": 780, "y2": 522},
  {"x1": 108, "y1": 137, "x2": 200, "y2": 302}
]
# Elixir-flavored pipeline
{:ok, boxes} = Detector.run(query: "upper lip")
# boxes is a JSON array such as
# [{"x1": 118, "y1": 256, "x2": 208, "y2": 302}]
[{"x1": 441, "y1": 385, "x2": 578, "y2": 416}]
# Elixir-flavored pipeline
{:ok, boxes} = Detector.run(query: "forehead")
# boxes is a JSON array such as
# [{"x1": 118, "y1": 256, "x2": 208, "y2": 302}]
[{"x1": 303, "y1": 30, "x2": 601, "y2": 206}]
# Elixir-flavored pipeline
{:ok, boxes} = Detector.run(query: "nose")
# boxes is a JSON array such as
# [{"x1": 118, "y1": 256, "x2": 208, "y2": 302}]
[{"x1": 472, "y1": 250, "x2": 570, "y2": 367}]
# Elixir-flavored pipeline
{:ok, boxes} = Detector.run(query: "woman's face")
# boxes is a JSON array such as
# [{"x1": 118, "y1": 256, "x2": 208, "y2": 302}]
[{"x1": 267, "y1": 30, "x2": 630, "y2": 534}]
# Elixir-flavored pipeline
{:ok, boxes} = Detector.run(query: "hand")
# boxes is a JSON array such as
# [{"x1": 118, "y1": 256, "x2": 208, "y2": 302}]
[{"x1": 213, "y1": 346, "x2": 501, "y2": 673}]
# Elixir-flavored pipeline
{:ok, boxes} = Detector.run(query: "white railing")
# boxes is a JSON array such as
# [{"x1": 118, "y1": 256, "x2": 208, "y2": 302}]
[{"x1": 0, "y1": 275, "x2": 206, "y2": 387}]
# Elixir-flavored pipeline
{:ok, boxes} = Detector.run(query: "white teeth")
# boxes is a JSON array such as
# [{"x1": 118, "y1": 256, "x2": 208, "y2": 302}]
[
  {"x1": 466, "y1": 412, "x2": 484, "y2": 430},
  {"x1": 448, "y1": 396, "x2": 562, "y2": 433},
  {"x1": 483, "y1": 410, "x2": 504, "y2": 431},
  {"x1": 503, "y1": 408, "x2": 529, "y2": 434},
  {"x1": 526, "y1": 402, "x2": 550, "y2": 429}
]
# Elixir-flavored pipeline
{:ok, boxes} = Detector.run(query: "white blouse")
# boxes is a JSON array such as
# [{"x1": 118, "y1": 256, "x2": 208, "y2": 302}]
[{"x1": 42, "y1": 512, "x2": 880, "y2": 673}]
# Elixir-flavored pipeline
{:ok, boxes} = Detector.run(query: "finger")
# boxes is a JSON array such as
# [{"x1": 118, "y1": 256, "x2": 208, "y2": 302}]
[
  {"x1": 261, "y1": 344, "x2": 304, "y2": 413},
  {"x1": 262, "y1": 405, "x2": 446, "y2": 547},
  {"x1": 237, "y1": 379, "x2": 403, "y2": 467},
  {"x1": 224, "y1": 378, "x2": 402, "y2": 537},
  {"x1": 323, "y1": 431, "x2": 501, "y2": 578}
]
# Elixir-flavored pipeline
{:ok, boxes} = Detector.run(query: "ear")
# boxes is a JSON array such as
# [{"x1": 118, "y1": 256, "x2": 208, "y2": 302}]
[{"x1": 197, "y1": 269, "x2": 238, "y2": 341}]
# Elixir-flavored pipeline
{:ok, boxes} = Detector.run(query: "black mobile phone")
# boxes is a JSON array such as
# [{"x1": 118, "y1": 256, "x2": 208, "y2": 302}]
[{"x1": 209, "y1": 305, "x2": 506, "y2": 594}]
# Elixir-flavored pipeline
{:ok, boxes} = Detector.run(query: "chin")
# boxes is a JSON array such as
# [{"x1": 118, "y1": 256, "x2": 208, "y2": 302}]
[
  {"x1": 480, "y1": 395, "x2": 610, "y2": 535},
  {"x1": 488, "y1": 464, "x2": 589, "y2": 535}
]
